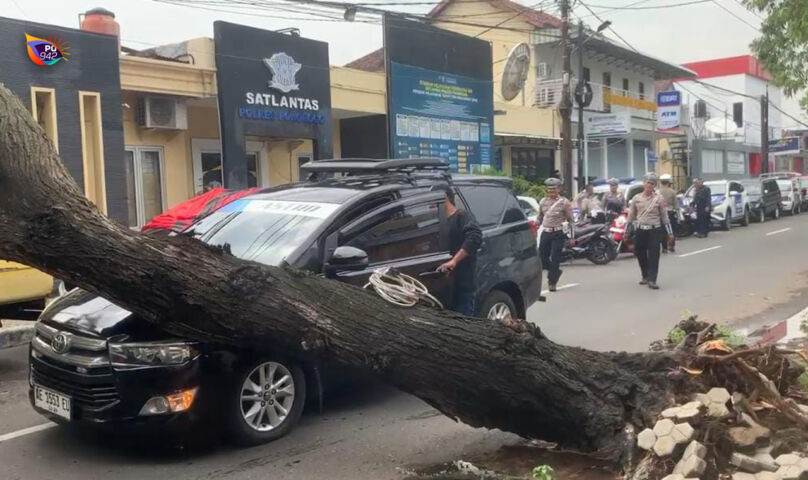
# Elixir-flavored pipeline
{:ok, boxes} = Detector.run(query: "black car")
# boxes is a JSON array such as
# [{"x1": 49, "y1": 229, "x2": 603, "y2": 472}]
[
  {"x1": 741, "y1": 178, "x2": 782, "y2": 222},
  {"x1": 29, "y1": 158, "x2": 542, "y2": 446}
]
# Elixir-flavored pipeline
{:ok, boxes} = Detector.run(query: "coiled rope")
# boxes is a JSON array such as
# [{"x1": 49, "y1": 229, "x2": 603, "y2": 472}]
[{"x1": 364, "y1": 267, "x2": 443, "y2": 309}]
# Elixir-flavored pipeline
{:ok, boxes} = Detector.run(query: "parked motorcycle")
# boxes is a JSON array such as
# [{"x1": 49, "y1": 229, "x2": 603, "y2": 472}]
[
  {"x1": 561, "y1": 211, "x2": 617, "y2": 265},
  {"x1": 608, "y1": 210, "x2": 634, "y2": 257}
]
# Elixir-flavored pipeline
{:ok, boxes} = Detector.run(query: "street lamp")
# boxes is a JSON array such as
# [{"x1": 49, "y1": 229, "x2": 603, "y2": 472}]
[{"x1": 574, "y1": 20, "x2": 611, "y2": 191}]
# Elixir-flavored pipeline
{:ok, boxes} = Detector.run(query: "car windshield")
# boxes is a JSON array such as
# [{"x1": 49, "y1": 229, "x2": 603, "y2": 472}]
[
  {"x1": 184, "y1": 198, "x2": 340, "y2": 266},
  {"x1": 685, "y1": 184, "x2": 725, "y2": 198}
]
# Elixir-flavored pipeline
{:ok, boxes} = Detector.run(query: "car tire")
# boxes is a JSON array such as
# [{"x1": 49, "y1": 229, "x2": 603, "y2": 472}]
[
  {"x1": 223, "y1": 357, "x2": 306, "y2": 446},
  {"x1": 723, "y1": 210, "x2": 731, "y2": 231},
  {"x1": 741, "y1": 207, "x2": 750, "y2": 227},
  {"x1": 480, "y1": 290, "x2": 517, "y2": 321}
]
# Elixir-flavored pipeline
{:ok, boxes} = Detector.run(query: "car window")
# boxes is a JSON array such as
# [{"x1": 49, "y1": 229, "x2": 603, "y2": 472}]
[
  {"x1": 518, "y1": 199, "x2": 537, "y2": 216},
  {"x1": 730, "y1": 182, "x2": 743, "y2": 193},
  {"x1": 503, "y1": 194, "x2": 527, "y2": 224},
  {"x1": 344, "y1": 201, "x2": 442, "y2": 264},
  {"x1": 457, "y1": 185, "x2": 509, "y2": 228}
]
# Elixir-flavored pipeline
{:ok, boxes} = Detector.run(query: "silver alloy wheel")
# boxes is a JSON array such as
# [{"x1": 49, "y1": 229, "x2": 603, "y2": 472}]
[
  {"x1": 240, "y1": 361, "x2": 295, "y2": 432},
  {"x1": 487, "y1": 302, "x2": 513, "y2": 321}
]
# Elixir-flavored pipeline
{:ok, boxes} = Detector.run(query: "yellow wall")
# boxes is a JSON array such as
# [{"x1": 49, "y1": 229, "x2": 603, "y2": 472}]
[{"x1": 331, "y1": 67, "x2": 386, "y2": 114}]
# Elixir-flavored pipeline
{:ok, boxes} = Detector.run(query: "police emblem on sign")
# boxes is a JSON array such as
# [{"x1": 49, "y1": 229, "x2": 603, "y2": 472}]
[{"x1": 263, "y1": 53, "x2": 301, "y2": 93}]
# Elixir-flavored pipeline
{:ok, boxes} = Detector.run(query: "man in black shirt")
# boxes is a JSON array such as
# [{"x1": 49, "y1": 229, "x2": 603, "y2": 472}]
[
  {"x1": 436, "y1": 186, "x2": 483, "y2": 316},
  {"x1": 692, "y1": 177, "x2": 712, "y2": 238}
]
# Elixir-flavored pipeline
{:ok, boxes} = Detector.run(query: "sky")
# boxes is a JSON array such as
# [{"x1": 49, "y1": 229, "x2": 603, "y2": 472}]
[
  {"x1": 3, "y1": 0, "x2": 764, "y2": 66},
  {"x1": 5, "y1": 0, "x2": 801, "y2": 119}
]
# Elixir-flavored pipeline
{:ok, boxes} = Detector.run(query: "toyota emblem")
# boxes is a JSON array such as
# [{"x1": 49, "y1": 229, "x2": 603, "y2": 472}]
[{"x1": 51, "y1": 333, "x2": 70, "y2": 354}]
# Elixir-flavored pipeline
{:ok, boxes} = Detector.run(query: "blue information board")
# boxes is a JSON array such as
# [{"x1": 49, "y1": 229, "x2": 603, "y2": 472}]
[{"x1": 389, "y1": 62, "x2": 494, "y2": 173}]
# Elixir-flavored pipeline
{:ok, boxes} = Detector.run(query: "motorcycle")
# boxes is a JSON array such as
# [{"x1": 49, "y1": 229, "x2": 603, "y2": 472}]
[
  {"x1": 560, "y1": 210, "x2": 617, "y2": 265},
  {"x1": 608, "y1": 210, "x2": 633, "y2": 257}
]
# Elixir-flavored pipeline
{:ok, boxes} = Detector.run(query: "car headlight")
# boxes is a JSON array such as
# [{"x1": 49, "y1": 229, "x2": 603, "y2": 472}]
[{"x1": 109, "y1": 342, "x2": 198, "y2": 366}]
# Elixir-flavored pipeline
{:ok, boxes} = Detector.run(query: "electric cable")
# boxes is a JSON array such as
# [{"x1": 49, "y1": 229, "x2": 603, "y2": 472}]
[{"x1": 364, "y1": 266, "x2": 443, "y2": 308}]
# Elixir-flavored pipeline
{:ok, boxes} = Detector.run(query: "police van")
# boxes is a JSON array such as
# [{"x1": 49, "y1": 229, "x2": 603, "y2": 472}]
[{"x1": 685, "y1": 180, "x2": 750, "y2": 230}]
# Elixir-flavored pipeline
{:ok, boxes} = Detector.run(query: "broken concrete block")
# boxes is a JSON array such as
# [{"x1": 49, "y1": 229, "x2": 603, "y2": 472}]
[
  {"x1": 730, "y1": 427, "x2": 762, "y2": 453},
  {"x1": 731, "y1": 452, "x2": 778, "y2": 473},
  {"x1": 653, "y1": 418, "x2": 676, "y2": 437},
  {"x1": 637, "y1": 428, "x2": 656, "y2": 451},
  {"x1": 707, "y1": 387, "x2": 731, "y2": 404},
  {"x1": 679, "y1": 455, "x2": 707, "y2": 477},
  {"x1": 653, "y1": 435, "x2": 677, "y2": 457},
  {"x1": 676, "y1": 407, "x2": 701, "y2": 421},
  {"x1": 682, "y1": 400, "x2": 703, "y2": 410},
  {"x1": 683, "y1": 440, "x2": 707, "y2": 460},
  {"x1": 776, "y1": 464, "x2": 804, "y2": 480},
  {"x1": 776, "y1": 453, "x2": 802, "y2": 467},
  {"x1": 662, "y1": 406, "x2": 680, "y2": 418},
  {"x1": 671, "y1": 422, "x2": 695, "y2": 443},
  {"x1": 702, "y1": 387, "x2": 732, "y2": 417}
]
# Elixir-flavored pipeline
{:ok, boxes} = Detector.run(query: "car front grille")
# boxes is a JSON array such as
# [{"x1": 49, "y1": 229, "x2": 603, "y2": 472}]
[{"x1": 31, "y1": 322, "x2": 118, "y2": 410}]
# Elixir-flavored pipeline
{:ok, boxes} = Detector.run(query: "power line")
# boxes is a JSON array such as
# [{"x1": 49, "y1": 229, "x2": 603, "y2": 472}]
[
  {"x1": 473, "y1": 0, "x2": 554, "y2": 38},
  {"x1": 576, "y1": 0, "x2": 655, "y2": 18},
  {"x1": 577, "y1": 0, "x2": 637, "y2": 52},
  {"x1": 691, "y1": 79, "x2": 808, "y2": 128},
  {"x1": 583, "y1": 0, "x2": 711, "y2": 10},
  {"x1": 731, "y1": 0, "x2": 764, "y2": 20},
  {"x1": 710, "y1": 0, "x2": 760, "y2": 31}
]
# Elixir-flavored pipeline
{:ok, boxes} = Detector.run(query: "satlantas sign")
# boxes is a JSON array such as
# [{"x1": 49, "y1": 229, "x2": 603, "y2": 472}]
[{"x1": 240, "y1": 52, "x2": 324, "y2": 124}]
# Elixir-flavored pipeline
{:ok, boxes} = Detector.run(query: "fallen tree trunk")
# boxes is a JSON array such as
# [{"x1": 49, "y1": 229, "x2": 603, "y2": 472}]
[{"x1": 0, "y1": 85, "x2": 687, "y2": 459}]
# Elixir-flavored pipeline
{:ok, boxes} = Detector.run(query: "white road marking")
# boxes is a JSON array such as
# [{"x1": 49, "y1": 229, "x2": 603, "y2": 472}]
[
  {"x1": 678, "y1": 246, "x2": 722, "y2": 258},
  {"x1": 0, "y1": 422, "x2": 56, "y2": 443},
  {"x1": 766, "y1": 227, "x2": 791, "y2": 236},
  {"x1": 541, "y1": 283, "x2": 580, "y2": 295}
]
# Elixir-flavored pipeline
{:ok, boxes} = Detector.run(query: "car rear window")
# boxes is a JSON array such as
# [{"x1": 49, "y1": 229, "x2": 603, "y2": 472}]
[{"x1": 458, "y1": 185, "x2": 509, "y2": 228}]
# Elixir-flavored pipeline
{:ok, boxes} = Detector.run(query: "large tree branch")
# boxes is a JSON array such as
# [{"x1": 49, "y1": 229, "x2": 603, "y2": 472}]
[{"x1": 0, "y1": 84, "x2": 686, "y2": 458}]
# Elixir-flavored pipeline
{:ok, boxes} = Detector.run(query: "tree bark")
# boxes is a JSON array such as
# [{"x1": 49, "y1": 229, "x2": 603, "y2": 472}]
[{"x1": 0, "y1": 85, "x2": 686, "y2": 459}]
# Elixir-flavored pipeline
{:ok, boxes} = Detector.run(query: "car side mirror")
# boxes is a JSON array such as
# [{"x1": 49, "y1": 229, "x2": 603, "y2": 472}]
[{"x1": 325, "y1": 246, "x2": 368, "y2": 277}]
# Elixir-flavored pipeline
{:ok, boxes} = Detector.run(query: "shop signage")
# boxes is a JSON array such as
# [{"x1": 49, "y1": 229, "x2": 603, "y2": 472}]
[
  {"x1": 384, "y1": 15, "x2": 493, "y2": 173},
  {"x1": 214, "y1": 21, "x2": 333, "y2": 189},
  {"x1": 656, "y1": 90, "x2": 681, "y2": 132},
  {"x1": 768, "y1": 136, "x2": 800, "y2": 155},
  {"x1": 604, "y1": 90, "x2": 657, "y2": 112},
  {"x1": 584, "y1": 111, "x2": 631, "y2": 137}
]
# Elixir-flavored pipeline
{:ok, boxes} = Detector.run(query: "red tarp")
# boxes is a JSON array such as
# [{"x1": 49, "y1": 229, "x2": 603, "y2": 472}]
[{"x1": 141, "y1": 187, "x2": 259, "y2": 233}]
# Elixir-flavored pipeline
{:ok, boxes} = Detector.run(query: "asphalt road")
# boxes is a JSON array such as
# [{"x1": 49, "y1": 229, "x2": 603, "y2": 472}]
[{"x1": 1, "y1": 213, "x2": 807, "y2": 479}]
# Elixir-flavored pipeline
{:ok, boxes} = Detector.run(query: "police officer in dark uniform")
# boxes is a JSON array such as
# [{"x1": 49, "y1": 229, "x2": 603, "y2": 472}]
[
  {"x1": 537, "y1": 178, "x2": 575, "y2": 292},
  {"x1": 692, "y1": 177, "x2": 712, "y2": 238}
]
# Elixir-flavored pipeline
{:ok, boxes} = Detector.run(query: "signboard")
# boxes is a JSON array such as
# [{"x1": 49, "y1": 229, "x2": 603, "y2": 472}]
[
  {"x1": 584, "y1": 111, "x2": 630, "y2": 137},
  {"x1": 214, "y1": 21, "x2": 333, "y2": 189},
  {"x1": 768, "y1": 136, "x2": 800, "y2": 155},
  {"x1": 384, "y1": 16, "x2": 493, "y2": 173},
  {"x1": 727, "y1": 151, "x2": 745, "y2": 174},
  {"x1": 656, "y1": 90, "x2": 681, "y2": 131}
]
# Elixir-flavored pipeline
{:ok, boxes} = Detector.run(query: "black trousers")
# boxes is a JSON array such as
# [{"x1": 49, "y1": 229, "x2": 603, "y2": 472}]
[
  {"x1": 539, "y1": 230, "x2": 566, "y2": 284},
  {"x1": 696, "y1": 208, "x2": 710, "y2": 236},
  {"x1": 634, "y1": 227, "x2": 662, "y2": 283}
]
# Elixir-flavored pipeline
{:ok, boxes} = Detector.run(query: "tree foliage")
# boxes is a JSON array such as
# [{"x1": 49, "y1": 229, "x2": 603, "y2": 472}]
[{"x1": 746, "y1": 0, "x2": 808, "y2": 111}]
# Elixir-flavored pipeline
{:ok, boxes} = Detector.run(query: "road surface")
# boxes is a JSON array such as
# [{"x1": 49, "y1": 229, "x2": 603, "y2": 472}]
[{"x1": 1, "y1": 213, "x2": 807, "y2": 479}]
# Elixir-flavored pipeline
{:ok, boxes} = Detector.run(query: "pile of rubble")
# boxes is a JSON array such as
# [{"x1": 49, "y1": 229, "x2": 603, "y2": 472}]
[{"x1": 635, "y1": 388, "x2": 808, "y2": 480}]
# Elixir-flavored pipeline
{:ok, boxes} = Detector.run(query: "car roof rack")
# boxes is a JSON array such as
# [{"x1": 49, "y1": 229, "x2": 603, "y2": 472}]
[
  {"x1": 760, "y1": 171, "x2": 800, "y2": 180},
  {"x1": 300, "y1": 158, "x2": 450, "y2": 175}
]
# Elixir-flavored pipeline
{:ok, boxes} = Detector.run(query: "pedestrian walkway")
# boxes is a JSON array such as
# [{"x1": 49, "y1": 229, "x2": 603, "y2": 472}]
[{"x1": 0, "y1": 319, "x2": 35, "y2": 350}]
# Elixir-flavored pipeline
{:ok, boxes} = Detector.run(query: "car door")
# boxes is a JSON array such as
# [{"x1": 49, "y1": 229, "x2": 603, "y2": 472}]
[
  {"x1": 328, "y1": 192, "x2": 454, "y2": 308},
  {"x1": 729, "y1": 182, "x2": 744, "y2": 219}
]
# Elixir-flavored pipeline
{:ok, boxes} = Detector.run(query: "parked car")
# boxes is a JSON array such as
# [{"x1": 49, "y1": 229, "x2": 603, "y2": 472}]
[
  {"x1": 683, "y1": 180, "x2": 750, "y2": 230},
  {"x1": 28, "y1": 158, "x2": 542, "y2": 446},
  {"x1": 592, "y1": 180, "x2": 644, "y2": 210},
  {"x1": 517, "y1": 195, "x2": 540, "y2": 224},
  {"x1": 740, "y1": 178, "x2": 782, "y2": 222},
  {"x1": 799, "y1": 176, "x2": 808, "y2": 210},
  {"x1": 776, "y1": 178, "x2": 802, "y2": 215},
  {"x1": 0, "y1": 261, "x2": 54, "y2": 321}
]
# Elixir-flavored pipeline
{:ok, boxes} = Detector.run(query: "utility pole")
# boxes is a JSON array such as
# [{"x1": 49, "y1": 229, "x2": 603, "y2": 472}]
[
  {"x1": 576, "y1": 21, "x2": 585, "y2": 191},
  {"x1": 761, "y1": 88, "x2": 769, "y2": 174},
  {"x1": 559, "y1": 0, "x2": 573, "y2": 197}
]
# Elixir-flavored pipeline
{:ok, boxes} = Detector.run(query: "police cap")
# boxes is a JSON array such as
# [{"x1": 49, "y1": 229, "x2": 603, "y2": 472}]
[
  {"x1": 660, "y1": 173, "x2": 672, "y2": 182},
  {"x1": 607, "y1": 177, "x2": 619, "y2": 186},
  {"x1": 544, "y1": 177, "x2": 562, "y2": 188},
  {"x1": 643, "y1": 172, "x2": 659, "y2": 184}
]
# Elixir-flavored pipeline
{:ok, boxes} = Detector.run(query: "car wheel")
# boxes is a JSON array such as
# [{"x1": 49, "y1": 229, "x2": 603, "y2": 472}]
[
  {"x1": 723, "y1": 210, "x2": 732, "y2": 231},
  {"x1": 481, "y1": 290, "x2": 517, "y2": 321},
  {"x1": 224, "y1": 358, "x2": 306, "y2": 446},
  {"x1": 741, "y1": 207, "x2": 750, "y2": 227}
]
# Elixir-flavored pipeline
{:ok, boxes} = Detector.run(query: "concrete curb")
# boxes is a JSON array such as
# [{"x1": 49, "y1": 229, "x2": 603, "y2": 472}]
[{"x1": 0, "y1": 325, "x2": 35, "y2": 350}]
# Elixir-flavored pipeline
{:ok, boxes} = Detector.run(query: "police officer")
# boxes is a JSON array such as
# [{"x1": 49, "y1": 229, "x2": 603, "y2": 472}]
[
  {"x1": 692, "y1": 177, "x2": 712, "y2": 238},
  {"x1": 659, "y1": 174, "x2": 678, "y2": 253},
  {"x1": 538, "y1": 178, "x2": 575, "y2": 292},
  {"x1": 628, "y1": 173, "x2": 673, "y2": 290},
  {"x1": 602, "y1": 178, "x2": 626, "y2": 217},
  {"x1": 575, "y1": 183, "x2": 598, "y2": 218}
]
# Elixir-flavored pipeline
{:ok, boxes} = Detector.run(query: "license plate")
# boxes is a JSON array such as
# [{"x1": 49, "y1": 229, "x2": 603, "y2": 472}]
[{"x1": 33, "y1": 384, "x2": 71, "y2": 420}]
